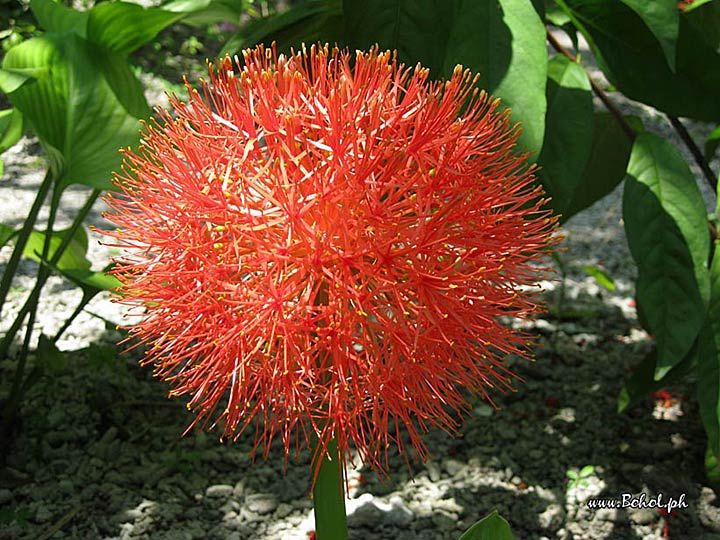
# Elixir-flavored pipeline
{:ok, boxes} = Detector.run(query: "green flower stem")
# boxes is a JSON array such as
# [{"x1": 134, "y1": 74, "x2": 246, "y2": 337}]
[
  {"x1": 0, "y1": 170, "x2": 54, "y2": 319},
  {"x1": 2, "y1": 182, "x2": 62, "y2": 425},
  {"x1": 0, "y1": 188, "x2": 101, "y2": 359},
  {"x1": 1, "y1": 188, "x2": 100, "y2": 425},
  {"x1": 312, "y1": 438, "x2": 348, "y2": 540},
  {"x1": 52, "y1": 291, "x2": 92, "y2": 343}
]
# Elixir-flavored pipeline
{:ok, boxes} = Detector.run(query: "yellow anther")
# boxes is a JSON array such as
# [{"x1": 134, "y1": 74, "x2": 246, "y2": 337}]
[
  {"x1": 214, "y1": 225, "x2": 226, "y2": 232},
  {"x1": 201, "y1": 185, "x2": 210, "y2": 195},
  {"x1": 213, "y1": 242, "x2": 223, "y2": 249}
]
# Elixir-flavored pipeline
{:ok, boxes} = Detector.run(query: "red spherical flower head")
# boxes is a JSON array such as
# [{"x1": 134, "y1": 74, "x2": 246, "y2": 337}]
[{"x1": 104, "y1": 44, "x2": 557, "y2": 479}]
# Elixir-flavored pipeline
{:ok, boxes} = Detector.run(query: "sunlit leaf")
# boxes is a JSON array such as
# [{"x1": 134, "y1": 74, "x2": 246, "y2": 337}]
[{"x1": 3, "y1": 34, "x2": 146, "y2": 190}]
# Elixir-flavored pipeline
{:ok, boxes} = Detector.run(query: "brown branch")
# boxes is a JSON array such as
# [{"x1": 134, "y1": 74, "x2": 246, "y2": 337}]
[
  {"x1": 546, "y1": 27, "x2": 636, "y2": 140},
  {"x1": 667, "y1": 115, "x2": 717, "y2": 193}
]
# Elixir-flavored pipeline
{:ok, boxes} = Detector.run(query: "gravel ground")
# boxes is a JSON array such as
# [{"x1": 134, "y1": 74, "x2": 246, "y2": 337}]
[{"x1": 2, "y1": 33, "x2": 720, "y2": 540}]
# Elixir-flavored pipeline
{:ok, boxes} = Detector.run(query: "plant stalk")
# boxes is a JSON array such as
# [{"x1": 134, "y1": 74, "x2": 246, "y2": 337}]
[
  {"x1": 0, "y1": 170, "x2": 54, "y2": 319},
  {"x1": 2, "y1": 182, "x2": 62, "y2": 425},
  {"x1": 667, "y1": 115, "x2": 717, "y2": 193},
  {"x1": 312, "y1": 437, "x2": 348, "y2": 540},
  {"x1": 0, "y1": 188, "x2": 100, "y2": 360}
]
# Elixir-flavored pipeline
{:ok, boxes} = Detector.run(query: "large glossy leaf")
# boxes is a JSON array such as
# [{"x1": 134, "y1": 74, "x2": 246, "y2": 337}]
[
  {"x1": 622, "y1": 132, "x2": 710, "y2": 379},
  {"x1": 559, "y1": 112, "x2": 639, "y2": 219},
  {"x1": 0, "y1": 66, "x2": 48, "y2": 94},
  {"x1": 222, "y1": 0, "x2": 342, "y2": 56},
  {"x1": 619, "y1": 0, "x2": 679, "y2": 71},
  {"x1": 558, "y1": 0, "x2": 720, "y2": 121},
  {"x1": 163, "y1": 0, "x2": 245, "y2": 26},
  {"x1": 2, "y1": 33, "x2": 146, "y2": 190},
  {"x1": 30, "y1": 0, "x2": 88, "y2": 37},
  {"x1": 343, "y1": 0, "x2": 547, "y2": 154},
  {"x1": 459, "y1": 510, "x2": 514, "y2": 540},
  {"x1": 538, "y1": 55, "x2": 593, "y2": 219},
  {"x1": 87, "y1": 2, "x2": 184, "y2": 56}
]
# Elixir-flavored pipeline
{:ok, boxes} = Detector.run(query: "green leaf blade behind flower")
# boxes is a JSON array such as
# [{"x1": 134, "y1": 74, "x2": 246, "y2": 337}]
[
  {"x1": 2, "y1": 33, "x2": 147, "y2": 190},
  {"x1": 558, "y1": 0, "x2": 720, "y2": 121},
  {"x1": 343, "y1": 0, "x2": 548, "y2": 155},
  {"x1": 30, "y1": 0, "x2": 88, "y2": 37},
  {"x1": 87, "y1": 2, "x2": 184, "y2": 56},
  {"x1": 222, "y1": 0, "x2": 342, "y2": 56},
  {"x1": 538, "y1": 54, "x2": 593, "y2": 219},
  {"x1": 622, "y1": 132, "x2": 710, "y2": 379},
  {"x1": 561, "y1": 112, "x2": 639, "y2": 219}
]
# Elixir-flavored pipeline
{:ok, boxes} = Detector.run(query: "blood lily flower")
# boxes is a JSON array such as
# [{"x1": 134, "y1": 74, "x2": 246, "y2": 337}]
[{"x1": 104, "y1": 44, "x2": 557, "y2": 479}]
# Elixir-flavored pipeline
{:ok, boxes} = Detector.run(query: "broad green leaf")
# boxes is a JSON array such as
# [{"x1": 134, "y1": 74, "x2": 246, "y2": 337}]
[
  {"x1": 23, "y1": 226, "x2": 91, "y2": 272},
  {"x1": 163, "y1": 0, "x2": 244, "y2": 26},
  {"x1": 459, "y1": 510, "x2": 514, "y2": 540},
  {"x1": 0, "y1": 66, "x2": 47, "y2": 93},
  {"x1": 343, "y1": 0, "x2": 548, "y2": 154},
  {"x1": 706, "y1": 125, "x2": 720, "y2": 162},
  {"x1": 3, "y1": 34, "x2": 146, "y2": 190},
  {"x1": 0, "y1": 108, "x2": 23, "y2": 154},
  {"x1": 558, "y1": 0, "x2": 720, "y2": 121},
  {"x1": 30, "y1": 0, "x2": 88, "y2": 37},
  {"x1": 87, "y1": 2, "x2": 184, "y2": 56},
  {"x1": 561, "y1": 113, "x2": 639, "y2": 218},
  {"x1": 697, "y1": 244, "x2": 720, "y2": 454},
  {"x1": 619, "y1": 0, "x2": 679, "y2": 71},
  {"x1": 538, "y1": 54, "x2": 593, "y2": 218},
  {"x1": 37, "y1": 334, "x2": 66, "y2": 374},
  {"x1": 93, "y1": 48, "x2": 151, "y2": 119},
  {"x1": 622, "y1": 132, "x2": 710, "y2": 379},
  {"x1": 445, "y1": 0, "x2": 548, "y2": 155},
  {"x1": 617, "y1": 348, "x2": 695, "y2": 413},
  {"x1": 222, "y1": 0, "x2": 341, "y2": 56},
  {"x1": 582, "y1": 265, "x2": 615, "y2": 291}
]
